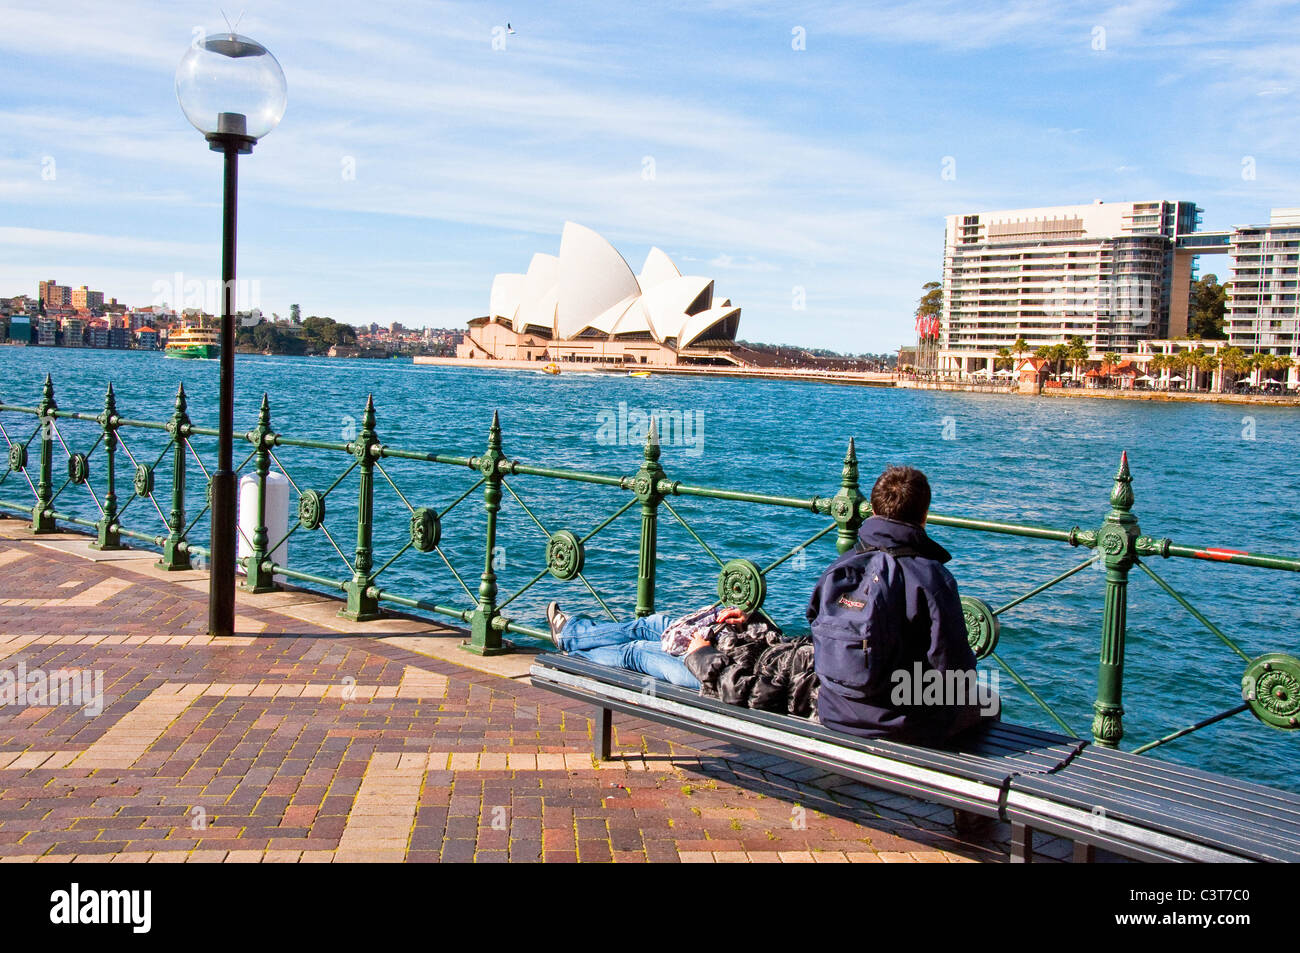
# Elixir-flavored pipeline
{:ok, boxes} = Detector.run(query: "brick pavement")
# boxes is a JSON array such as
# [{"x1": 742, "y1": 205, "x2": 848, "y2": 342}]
[{"x1": 0, "y1": 518, "x2": 1063, "y2": 863}]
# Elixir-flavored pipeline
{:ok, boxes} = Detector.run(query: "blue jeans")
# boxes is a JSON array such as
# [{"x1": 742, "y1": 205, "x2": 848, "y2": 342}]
[{"x1": 559, "y1": 613, "x2": 700, "y2": 689}]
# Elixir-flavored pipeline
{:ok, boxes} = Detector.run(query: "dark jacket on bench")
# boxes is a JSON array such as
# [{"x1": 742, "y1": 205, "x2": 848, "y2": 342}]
[
  {"x1": 807, "y1": 515, "x2": 989, "y2": 744},
  {"x1": 683, "y1": 622, "x2": 819, "y2": 718}
]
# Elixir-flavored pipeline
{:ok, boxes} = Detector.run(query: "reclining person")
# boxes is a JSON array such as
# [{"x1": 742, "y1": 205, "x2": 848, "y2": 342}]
[
  {"x1": 544, "y1": 602, "x2": 764, "y2": 689},
  {"x1": 545, "y1": 600, "x2": 817, "y2": 714},
  {"x1": 808, "y1": 465, "x2": 999, "y2": 744}
]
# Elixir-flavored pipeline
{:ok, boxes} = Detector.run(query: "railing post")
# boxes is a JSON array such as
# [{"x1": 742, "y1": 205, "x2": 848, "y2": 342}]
[
  {"x1": 464, "y1": 411, "x2": 510, "y2": 654},
  {"x1": 91, "y1": 383, "x2": 122, "y2": 550},
  {"x1": 242, "y1": 394, "x2": 277, "y2": 593},
  {"x1": 633, "y1": 418, "x2": 664, "y2": 617},
  {"x1": 157, "y1": 384, "x2": 192, "y2": 571},
  {"x1": 341, "y1": 394, "x2": 381, "y2": 621},
  {"x1": 31, "y1": 374, "x2": 56, "y2": 534},
  {"x1": 831, "y1": 437, "x2": 866, "y2": 554},
  {"x1": 1092, "y1": 451, "x2": 1140, "y2": 748}
]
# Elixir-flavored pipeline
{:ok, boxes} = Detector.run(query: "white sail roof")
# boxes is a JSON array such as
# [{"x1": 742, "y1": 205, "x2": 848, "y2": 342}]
[
  {"x1": 484, "y1": 222, "x2": 740, "y2": 347},
  {"x1": 638, "y1": 246, "x2": 681, "y2": 290},
  {"x1": 555, "y1": 222, "x2": 641, "y2": 340}
]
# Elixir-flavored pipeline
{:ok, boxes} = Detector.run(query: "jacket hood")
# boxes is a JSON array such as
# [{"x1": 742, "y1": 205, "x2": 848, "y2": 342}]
[{"x1": 857, "y1": 515, "x2": 952, "y2": 564}]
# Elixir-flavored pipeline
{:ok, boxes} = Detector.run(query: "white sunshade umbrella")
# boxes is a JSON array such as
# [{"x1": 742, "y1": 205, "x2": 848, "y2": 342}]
[
  {"x1": 1167, "y1": 375, "x2": 1184, "y2": 382},
  {"x1": 1136, "y1": 374, "x2": 1155, "y2": 382}
]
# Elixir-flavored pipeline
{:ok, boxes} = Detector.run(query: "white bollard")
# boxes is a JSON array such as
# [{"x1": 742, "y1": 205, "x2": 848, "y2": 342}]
[{"x1": 237, "y1": 471, "x2": 289, "y2": 583}]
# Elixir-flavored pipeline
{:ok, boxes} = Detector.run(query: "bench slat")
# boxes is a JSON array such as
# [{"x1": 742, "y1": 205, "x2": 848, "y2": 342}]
[{"x1": 1010, "y1": 772, "x2": 1300, "y2": 861}]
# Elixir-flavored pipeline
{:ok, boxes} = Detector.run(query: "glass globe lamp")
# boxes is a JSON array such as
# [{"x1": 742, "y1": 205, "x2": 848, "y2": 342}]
[{"x1": 176, "y1": 32, "x2": 286, "y2": 152}]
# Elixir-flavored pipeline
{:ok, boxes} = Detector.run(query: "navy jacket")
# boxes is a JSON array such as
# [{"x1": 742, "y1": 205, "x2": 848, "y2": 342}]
[{"x1": 807, "y1": 516, "x2": 987, "y2": 743}]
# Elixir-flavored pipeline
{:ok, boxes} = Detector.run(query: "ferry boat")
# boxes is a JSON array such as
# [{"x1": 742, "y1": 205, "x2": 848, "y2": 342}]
[{"x1": 164, "y1": 326, "x2": 220, "y2": 360}]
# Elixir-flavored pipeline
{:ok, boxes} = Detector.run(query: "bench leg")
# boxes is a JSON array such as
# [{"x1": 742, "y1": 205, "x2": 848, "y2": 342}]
[
  {"x1": 593, "y1": 706, "x2": 612, "y2": 761},
  {"x1": 1072, "y1": 841, "x2": 1095, "y2": 864},
  {"x1": 1010, "y1": 822, "x2": 1033, "y2": 863}
]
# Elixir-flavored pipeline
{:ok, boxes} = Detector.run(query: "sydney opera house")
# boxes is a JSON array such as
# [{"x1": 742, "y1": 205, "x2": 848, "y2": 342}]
[{"x1": 456, "y1": 222, "x2": 742, "y2": 366}]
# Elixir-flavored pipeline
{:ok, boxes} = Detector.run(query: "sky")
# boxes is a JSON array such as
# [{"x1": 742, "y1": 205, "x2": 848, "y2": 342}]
[{"x1": 2, "y1": 0, "x2": 1299, "y2": 352}]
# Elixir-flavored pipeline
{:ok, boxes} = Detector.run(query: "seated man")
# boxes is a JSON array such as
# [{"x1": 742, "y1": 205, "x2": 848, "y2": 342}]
[
  {"x1": 544, "y1": 602, "x2": 746, "y2": 689},
  {"x1": 808, "y1": 464, "x2": 999, "y2": 744}
]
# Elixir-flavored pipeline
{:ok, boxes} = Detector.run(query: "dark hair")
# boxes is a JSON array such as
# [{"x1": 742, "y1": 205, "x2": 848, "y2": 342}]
[{"x1": 870, "y1": 466, "x2": 931, "y2": 526}]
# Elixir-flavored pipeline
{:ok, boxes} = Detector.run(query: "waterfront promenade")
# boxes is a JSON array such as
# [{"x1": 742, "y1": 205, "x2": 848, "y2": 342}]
[{"x1": 0, "y1": 519, "x2": 1053, "y2": 863}]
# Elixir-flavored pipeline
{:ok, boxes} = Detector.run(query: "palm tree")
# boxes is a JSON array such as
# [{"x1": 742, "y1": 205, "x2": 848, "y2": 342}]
[
  {"x1": 994, "y1": 346, "x2": 1012, "y2": 372},
  {"x1": 1012, "y1": 336, "x2": 1029, "y2": 374},
  {"x1": 1065, "y1": 336, "x2": 1089, "y2": 382},
  {"x1": 1219, "y1": 346, "x2": 1246, "y2": 391},
  {"x1": 1101, "y1": 351, "x2": 1120, "y2": 388}
]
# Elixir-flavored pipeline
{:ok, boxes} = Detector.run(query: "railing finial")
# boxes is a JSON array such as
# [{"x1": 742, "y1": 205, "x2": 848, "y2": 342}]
[
  {"x1": 644, "y1": 415, "x2": 661, "y2": 462},
  {"x1": 832, "y1": 435, "x2": 866, "y2": 553},
  {"x1": 258, "y1": 392, "x2": 271, "y2": 427},
  {"x1": 173, "y1": 381, "x2": 187, "y2": 416},
  {"x1": 1110, "y1": 450, "x2": 1134, "y2": 513}
]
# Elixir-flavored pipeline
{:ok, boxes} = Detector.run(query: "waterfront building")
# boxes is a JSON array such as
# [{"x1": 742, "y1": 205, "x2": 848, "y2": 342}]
[
  {"x1": 61, "y1": 316, "x2": 85, "y2": 346},
  {"x1": 36, "y1": 317, "x2": 57, "y2": 346},
  {"x1": 1225, "y1": 208, "x2": 1300, "y2": 355},
  {"x1": 457, "y1": 222, "x2": 742, "y2": 366},
  {"x1": 938, "y1": 200, "x2": 1202, "y2": 377},
  {"x1": 6, "y1": 315, "x2": 32, "y2": 344}
]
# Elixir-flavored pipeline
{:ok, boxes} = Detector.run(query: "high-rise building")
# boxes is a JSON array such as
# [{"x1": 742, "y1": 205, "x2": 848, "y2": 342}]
[
  {"x1": 72, "y1": 285, "x2": 104, "y2": 311},
  {"x1": 39, "y1": 279, "x2": 72, "y2": 309},
  {"x1": 1225, "y1": 209, "x2": 1300, "y2": 355},
  {"x1": 938, "y1": 200, "x2": 1202, "y2": 375}
]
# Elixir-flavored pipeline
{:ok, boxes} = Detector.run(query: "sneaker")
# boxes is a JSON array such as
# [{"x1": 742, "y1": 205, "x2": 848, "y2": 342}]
[{"x1": 546, "y1": 601, "x2": 568, "y2": 648}]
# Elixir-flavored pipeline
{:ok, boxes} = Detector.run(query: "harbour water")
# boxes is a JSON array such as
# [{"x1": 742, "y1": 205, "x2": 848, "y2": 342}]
[{"x1": 3, "y1": 347, "x2": 1298, "y2": 791}]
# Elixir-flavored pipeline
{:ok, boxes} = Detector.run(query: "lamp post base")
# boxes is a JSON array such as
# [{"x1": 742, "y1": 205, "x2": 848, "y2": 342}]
[{"x1": 208, "y1": 469, "x2": 237, "y2": 637}]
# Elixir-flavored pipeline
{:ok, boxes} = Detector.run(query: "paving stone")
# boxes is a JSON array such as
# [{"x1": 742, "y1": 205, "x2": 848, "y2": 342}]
[{"x1": 0, "y1": 527, "x2": 1008, "y2": 864}]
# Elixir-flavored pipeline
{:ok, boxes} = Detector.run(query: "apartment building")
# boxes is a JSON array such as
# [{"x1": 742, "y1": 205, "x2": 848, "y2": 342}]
[
  {"x1": 71, "y1": 285, "x2": 104, "y2": 311},
  {"x1": 38, "y1": 279, "x2": 72, "y2": 309},
  {"x1": 1226, "y1": 208, "x2": 1300, "y2": 355},
  {"x1": 938, "y1": 200, "x2": 1201, "y2": 376}
]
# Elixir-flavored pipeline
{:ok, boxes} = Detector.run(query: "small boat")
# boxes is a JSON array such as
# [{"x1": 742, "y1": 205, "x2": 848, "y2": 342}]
[
  {"x1": 628, "y1": 370, "x2": 651, "y2": 378},
  {"x1": 164, "y1": 326, "x2": 220, "y2": 359},
  {"x1": 542, "y1": 363, "x2": 561, "y2": 375}
]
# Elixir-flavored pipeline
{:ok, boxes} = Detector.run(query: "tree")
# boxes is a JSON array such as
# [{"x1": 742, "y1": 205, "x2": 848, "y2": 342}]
[
  {"x1": 290, "y1": 303, "x2": 300, "y2": 323},
  {"x1": 1218, "y1": 346, "x2": 1246, "y2": 390},
  {"x1": 918, "y1": 281, "x2": 942, "y2": 320},
  {"x1": 1011, "y1": 335, "x2": 1029, "y2": 371},
  {"x1": 994, "y1": 346, "x2": 1012, "y2": 370},
  {"x1": 1066, "y1": 335, "x2": 1089, "y2": 379},
  {"x1": 1188, "y1": 274, "x2": 1227, "y2": 339}
]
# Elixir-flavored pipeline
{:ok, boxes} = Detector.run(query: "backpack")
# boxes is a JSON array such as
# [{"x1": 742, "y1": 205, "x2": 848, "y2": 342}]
[{"x1": 808, "y1": 542, "x2": 918, "y2": 700}]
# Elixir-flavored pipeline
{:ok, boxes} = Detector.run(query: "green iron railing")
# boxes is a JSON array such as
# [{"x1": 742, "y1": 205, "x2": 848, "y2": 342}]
[{"x1": 2, "y1": 374, "x2": 1299, "y2": 756}]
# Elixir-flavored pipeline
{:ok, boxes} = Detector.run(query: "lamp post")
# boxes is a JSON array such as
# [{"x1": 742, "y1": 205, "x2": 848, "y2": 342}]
[{"x1": 176, "y1": 31, "x2": 286, "y2": 637}]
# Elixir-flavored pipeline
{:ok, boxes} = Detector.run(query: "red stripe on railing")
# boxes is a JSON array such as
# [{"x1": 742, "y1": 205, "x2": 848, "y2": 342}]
[{"x1": 1193, "y1": 547, "x2": 1248, "y2": 561}]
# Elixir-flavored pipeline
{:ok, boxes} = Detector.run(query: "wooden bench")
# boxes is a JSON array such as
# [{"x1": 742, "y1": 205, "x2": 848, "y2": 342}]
[
  {"x1": 1006, "y1": 745, "x2": 1300, "y2": 863},
  {"x1": 530, "y1": 654, "x2": 1082, "y2": 831},
  {"x1": 530, "y1": 654, "x2": 1300, "y2": 863}
]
